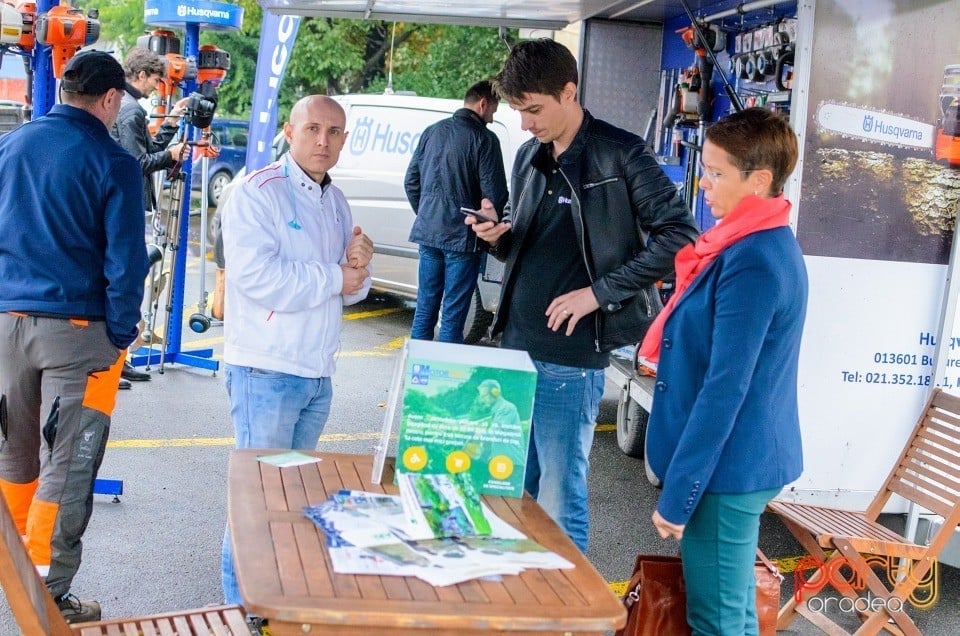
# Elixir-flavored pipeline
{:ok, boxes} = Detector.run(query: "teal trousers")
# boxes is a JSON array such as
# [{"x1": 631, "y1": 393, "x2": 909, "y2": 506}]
[{"x1": 680, "y1": 488, "x2": 780, "y2": 636}]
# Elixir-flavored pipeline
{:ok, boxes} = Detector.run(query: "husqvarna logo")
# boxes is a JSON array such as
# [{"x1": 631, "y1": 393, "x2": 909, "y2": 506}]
[
  {"x1": 862, "y1": 114, "x2": 873, "y2": 133},
  {"x1": 177, "y1": 4, "x2": 186, "y2": 17},
  {"x1": 350, "y1": 117, "x2": 374, "y2": 155},
  {"x1": 348, "y1": 116, "x2": 423, "y2": 156}
]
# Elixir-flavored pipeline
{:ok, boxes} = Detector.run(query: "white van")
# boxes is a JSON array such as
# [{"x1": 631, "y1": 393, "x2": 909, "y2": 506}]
[{"x1": 216, "y1": 93, "x2": 530, "y2": 342}]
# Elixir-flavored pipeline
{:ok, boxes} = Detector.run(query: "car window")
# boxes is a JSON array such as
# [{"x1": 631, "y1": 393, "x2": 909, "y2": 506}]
[
  {"x1": 272, "y1": 133, "x2": 289, "y2": 161},
  {"x1": 224, "y1": 123, "x2": 248, "y2": 148}
]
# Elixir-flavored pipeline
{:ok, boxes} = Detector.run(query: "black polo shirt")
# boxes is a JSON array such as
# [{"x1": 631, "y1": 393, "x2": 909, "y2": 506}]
[{"x1": 501, "y1": 144, "x2": 608, "y2": 369}]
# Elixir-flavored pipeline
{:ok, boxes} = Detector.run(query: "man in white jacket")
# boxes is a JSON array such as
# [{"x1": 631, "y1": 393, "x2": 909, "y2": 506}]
[{"x1": 219, "y1": 95, "x2": 373, "y2": 612}]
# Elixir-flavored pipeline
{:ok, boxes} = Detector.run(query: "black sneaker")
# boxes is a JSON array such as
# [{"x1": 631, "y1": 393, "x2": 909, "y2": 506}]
[
  {"x1": 57, "y1": 593, "x2": 101, "y2": 624},
  {"x1": 121, "y1": 361, "x2": 151, "y2": 381}
]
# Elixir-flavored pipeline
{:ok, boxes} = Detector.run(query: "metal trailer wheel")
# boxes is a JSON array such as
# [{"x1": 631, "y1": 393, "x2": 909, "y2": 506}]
[
  {"x1": 615, "y1": 386, "x2": 648, "y2": 458},
  {"x1": 644, "y1": 427, "x2": 662, "y2": 488}
]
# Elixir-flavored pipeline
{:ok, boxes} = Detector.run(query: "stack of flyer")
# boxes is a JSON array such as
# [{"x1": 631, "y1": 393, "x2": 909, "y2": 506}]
[{"x1": 303, "y1": 474, "x2": 573, "y2": 587}]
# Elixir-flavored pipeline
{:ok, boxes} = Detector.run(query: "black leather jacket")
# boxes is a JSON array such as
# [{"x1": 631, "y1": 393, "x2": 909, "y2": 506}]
[
  {"x1": 111, "y1": 84, "x2": 180, "y2": 211},
  {"x1": 489, "y1": 110, "x2": 698, "y2": 352}
]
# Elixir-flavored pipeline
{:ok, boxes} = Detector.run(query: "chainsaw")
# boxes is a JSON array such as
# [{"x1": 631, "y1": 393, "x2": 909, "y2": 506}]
[{"x1": 814, "y1": 65, "x2": 960, "y2": 165}]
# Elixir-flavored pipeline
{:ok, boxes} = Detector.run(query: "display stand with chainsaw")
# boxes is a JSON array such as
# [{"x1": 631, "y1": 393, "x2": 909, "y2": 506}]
[
  {"x1": 125, "y1": 0, "x2": 242, "y2": 375},
  {"x1": 134, "y1": 28, "x2": 232, "y2": 373}
]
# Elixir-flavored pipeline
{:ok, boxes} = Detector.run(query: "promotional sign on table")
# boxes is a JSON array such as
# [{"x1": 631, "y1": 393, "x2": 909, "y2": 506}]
[{"x1": 380, "y1": 340, "x2": 536, "y2": 498}]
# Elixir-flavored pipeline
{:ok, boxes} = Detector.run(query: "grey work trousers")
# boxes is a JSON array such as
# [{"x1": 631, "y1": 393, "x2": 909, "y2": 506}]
[{"x1": 0, "y1": 312, "x2": 124, "y2": 598}]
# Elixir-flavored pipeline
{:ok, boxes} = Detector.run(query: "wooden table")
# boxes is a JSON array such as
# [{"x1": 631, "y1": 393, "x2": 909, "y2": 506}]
[{"x1": 228, "y1": 450, "x2": 627, "y2": 635}]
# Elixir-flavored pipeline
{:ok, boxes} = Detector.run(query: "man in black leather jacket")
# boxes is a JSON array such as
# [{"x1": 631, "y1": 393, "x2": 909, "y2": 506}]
[
  {"x1": 110, "y1": 47, "x2": 189, "y2": 383},
  {"x1": 470, "y1": 39, "x2": 698, "y2": 551},
  {"x1": 112, "y1": 48, "x2": 189, "y2": 216}
]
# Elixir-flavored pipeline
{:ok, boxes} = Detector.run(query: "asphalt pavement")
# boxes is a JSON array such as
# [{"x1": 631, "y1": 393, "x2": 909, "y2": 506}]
[{"x1": 1, "y1": 217, "x2": 958, "y2": 634}]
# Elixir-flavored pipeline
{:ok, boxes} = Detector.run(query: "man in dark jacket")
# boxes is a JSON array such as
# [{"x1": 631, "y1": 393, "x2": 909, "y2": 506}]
[
  {"x1": 469, "y1": 39, "x2": 699, "y2": 551},
  {"x1": 111, "y1": 47, "x2": 188, "y2": 382},
  {"x1": 404, "y1": 80, "x2": 508, "y2": 343},
  {"x1": 0, "y1": 50, "x2": 149, "y2": 623},
  {"x1": 113, "y1": 47, "x2": 189, "y2": 214}
]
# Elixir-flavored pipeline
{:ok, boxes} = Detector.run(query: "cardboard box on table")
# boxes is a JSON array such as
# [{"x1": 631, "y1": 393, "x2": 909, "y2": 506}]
[{"x1": 374, "y1": 340, "x2": 537, "y2": 498}]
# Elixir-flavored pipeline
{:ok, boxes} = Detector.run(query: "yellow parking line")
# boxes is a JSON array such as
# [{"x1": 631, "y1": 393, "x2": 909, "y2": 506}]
[
  {"x1": 107, "y1": 431, "x2": 389, "y2": 449},
  {"x1": 108, "y1": 437, "x2": 234, "y2": 448},
  {"x1": 377, "y1": 337, "x2": 405, "y2": 350},
  {"x1": 338, "y1": 336, "x2": 405, "y2": 357},
  {"x1": 609, "y1": 581, "x2": 628, "y2": 596},
  {"x1": 595, "y1": 424, "x2": 616, "y2": 432},
  {"x1": 344, "y1": 308, "x2": 403, "y2": 320}
]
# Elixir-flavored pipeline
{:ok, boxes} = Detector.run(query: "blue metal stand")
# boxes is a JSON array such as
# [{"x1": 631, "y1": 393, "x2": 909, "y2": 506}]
[
  {"x1": 30, "y1": 0, "x2": 55, "y2": 118},
  {"x1": 129, "y1": 0, "x2": 243, "y2": 374},
  {"x1": 93, "y1": 479, "x2": 123, "y2": 502},
  {"x1": 130, "y1": 22, "x2": 219, "y2": 373}
]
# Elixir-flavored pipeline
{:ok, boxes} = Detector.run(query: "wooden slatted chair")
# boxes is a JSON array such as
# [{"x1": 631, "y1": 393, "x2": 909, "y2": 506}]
[
  {"x1": 767, "y1": 388, "x2": 960, "y2": 636},
  {"x1": 0, "y1": 494, "x2": 248, "y2": 635}
]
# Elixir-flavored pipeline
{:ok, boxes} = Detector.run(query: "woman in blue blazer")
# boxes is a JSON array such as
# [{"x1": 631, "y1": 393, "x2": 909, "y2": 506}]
[{"x1": 639, "y1": 108, "x2": 808, "y2": 635}]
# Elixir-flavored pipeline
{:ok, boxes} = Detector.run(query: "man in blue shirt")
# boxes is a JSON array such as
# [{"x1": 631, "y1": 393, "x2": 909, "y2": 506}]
[{"x1": 0, "y1": 50, "x2": 149, "y2": 624}]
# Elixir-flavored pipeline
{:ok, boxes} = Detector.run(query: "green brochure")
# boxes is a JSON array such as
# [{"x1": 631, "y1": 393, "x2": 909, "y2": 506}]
[{"x1": 394, "y1": 340, "x2": 536, "y2": 498}]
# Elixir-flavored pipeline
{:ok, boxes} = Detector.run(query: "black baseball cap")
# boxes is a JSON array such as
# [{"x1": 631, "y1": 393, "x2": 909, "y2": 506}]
[{"x1": 61, "y1": 50, "x2": 126, "y2": 95}]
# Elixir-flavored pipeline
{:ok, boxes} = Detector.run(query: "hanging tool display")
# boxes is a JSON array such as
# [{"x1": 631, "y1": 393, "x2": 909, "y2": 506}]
[
  {"x1": 729, "y1": 17, "x2": 796, "y2": 109},
  {"x1": 0, "y1": 0, "x2": 35, "y2": 51},
  {"x1": 187, "y1": 43, "x2": 230, "y2": 334},
  {"x1": 0, "y1": 0, "x2": 35, "y2": 113},
  {"x1": 34, "y1": 0, "x2": 98, "y2": 77},
  {"x1": 676, "y1": 22, "x2": 725, "y2": 123},
  {"x1": 678, "y1": 0, "x2": 743, "y2": 113},
  {"x1": 153, "y1": 154, "x2": 189, "y2": 373},
  {"x1": 138, "y1": 29, "x2": 196, "y2": 135},
  {"x1": 121, "y1": 0, "x2": 242, "y2": 374},
  {"x1": 140, "y1": 137, "x2": 188, "y2": 362}
]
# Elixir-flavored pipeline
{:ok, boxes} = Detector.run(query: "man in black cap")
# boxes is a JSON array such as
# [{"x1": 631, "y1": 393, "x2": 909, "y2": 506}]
[{"x1": 0, "y1": 49, "x2": 149, "y2": 624}]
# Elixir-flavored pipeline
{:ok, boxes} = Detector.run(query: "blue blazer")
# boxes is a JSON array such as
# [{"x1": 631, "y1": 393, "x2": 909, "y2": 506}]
[{"x1": 647, "y1": 227, "x2": 808, "y2": 525}]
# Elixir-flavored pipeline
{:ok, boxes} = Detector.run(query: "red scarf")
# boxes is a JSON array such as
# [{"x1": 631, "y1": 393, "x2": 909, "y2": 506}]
[{"x1": 639, "y1": 194, "x2": 792, "y2": 364}]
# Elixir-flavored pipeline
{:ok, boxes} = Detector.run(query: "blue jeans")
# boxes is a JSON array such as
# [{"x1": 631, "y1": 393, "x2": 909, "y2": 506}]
[
  {"x1": 410, "y1": 245, "x2": 481, "y2": 344},
  {"x1": 680, "y1": 488, "x2": 780, "y2": 636},
  {"x1": 523, "y1": 361, "x2": 605, "y2": 552},
  {"x1": 221, "y1": 364, "x2": 333, "y2": 606}
]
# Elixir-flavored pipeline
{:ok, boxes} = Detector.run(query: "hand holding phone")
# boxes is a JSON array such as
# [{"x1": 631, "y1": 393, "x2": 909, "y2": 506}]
[{"x1": 459, "y1": 207, "x2": 497, "y2": 223}]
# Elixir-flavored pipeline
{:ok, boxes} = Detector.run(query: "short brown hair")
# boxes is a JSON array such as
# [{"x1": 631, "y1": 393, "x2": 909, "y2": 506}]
[
  {"x1": 464, "y1": 80, "x2": 497, "y2": 105},
  {"x1": 704, "y1": 108, "x2": 798, "y2": 195},
  {"x1": 123, "y1": 47, "x2": 166, "y2": 80},
  {"x1": 494, "y1": 39, "x2": 577, "y2": 102}
]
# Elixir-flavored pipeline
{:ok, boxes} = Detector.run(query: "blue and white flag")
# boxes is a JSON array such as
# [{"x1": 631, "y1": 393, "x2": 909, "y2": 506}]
[{"x1": 245, "y1": 11, "x2": 300, "y2": 172}]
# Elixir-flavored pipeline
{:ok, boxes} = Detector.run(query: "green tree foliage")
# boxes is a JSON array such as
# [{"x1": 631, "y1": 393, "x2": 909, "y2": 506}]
[
  {"x1": 92, "y1": 0, "x2": 514, "y2": 120},
  {"x1": 371, "y1": 24, "x2": 511, "y2": 98}
]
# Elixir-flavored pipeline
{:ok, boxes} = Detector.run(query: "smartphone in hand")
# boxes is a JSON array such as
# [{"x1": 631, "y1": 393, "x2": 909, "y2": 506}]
[{"x1": 459, "y1": 207, "x2": 497, "y2": 223}]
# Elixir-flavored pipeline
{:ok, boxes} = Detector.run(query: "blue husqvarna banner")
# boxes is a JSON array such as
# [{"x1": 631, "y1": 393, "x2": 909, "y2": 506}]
[
  {"x1": 246, "y1": 12, "x2": 300, "y2": 172},
  {"x1": 144, "y1": 0, "x2": 243, "y2": 29}
]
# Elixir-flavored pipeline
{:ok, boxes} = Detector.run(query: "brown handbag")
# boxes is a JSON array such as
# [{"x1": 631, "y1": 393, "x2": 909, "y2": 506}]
[
  {"x1": 755, "y1": 548, "x2": 783, "y2": 635},
  {"x1": 615, "y1": 550, "x2": 782, "y2": 636}
]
